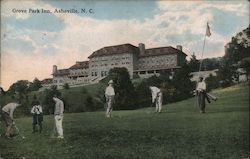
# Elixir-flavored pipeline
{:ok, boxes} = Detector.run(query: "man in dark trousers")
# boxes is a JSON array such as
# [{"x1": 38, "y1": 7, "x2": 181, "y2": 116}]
[
  {"x1": 31, "y1": 101, "x2": 43, "y2": 133},
  {"x1": 196, "y1": 76, "x2": 217, "y2": 113},
  {"x1": 196, "y1": 77, "x2": 207, "y2": 113}
]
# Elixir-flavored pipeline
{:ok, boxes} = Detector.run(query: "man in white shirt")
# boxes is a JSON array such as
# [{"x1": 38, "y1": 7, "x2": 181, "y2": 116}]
[
  {"x1": 1, "y1": 102, "x2": 21, "y2": 138},
  {"x1": 149, "y1": 86, "x2": 163, "y2": 113},
  {"x1": 196, "y1": 76, "x2": 218, "y2": 113},
  {"x1": 53, "y1": 96, "x2": 64, "y2": 139},
  {"x1": 196, "y1": 77, "x2": 207, "y2": 113},
  {"x1": 31, "y1": 102, "x2": 43, "y2": 133},
  {"x1": 105, "y1": 80, "x2": 115, "y2": 118}
]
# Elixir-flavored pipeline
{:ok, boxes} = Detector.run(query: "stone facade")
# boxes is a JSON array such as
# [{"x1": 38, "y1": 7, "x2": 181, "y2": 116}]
[{"x1": 44, "y1": 43, "x2": 187, "y2": 88}]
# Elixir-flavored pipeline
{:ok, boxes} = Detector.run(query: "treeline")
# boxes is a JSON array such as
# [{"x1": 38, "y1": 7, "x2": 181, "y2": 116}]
[
  {"x1": 101, "y1": 65, "x2": 195, "y2": 110},
  {"x1": 1, "y1": 26, "x2": 249, "y2": 115},
  {"x1": 0, "y1": 65, "x2": 195, "y2": 115}
]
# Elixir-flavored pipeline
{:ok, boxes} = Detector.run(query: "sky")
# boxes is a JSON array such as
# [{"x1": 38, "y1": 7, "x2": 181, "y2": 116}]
[{"x1": 0, "y1": 0, "x2": 249, "y2": 90}]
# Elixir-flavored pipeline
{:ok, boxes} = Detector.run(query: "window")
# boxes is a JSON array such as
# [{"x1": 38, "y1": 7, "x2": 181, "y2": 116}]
[
  {"x1": 95, "y1": 72, "x2": 97, "y2": 76},
  {"x1": 92, "y1": 72, "x2": 94, "y2": 76}
]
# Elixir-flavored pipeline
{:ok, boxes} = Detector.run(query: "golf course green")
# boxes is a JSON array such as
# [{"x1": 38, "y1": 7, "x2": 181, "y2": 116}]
[{"x1": 0, "y1": 83, "x2": 249, "y2": 159}]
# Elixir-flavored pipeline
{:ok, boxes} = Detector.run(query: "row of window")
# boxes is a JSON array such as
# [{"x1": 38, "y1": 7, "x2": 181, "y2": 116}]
[
  {"x1": 70, "y1": 72, "x2": 88, "y2": 75},
  {"x1": 91, "y1": 56, "x2": 131, "y2": 63},
  {"x1": 91, "y1": 71, "x2": 109, "y2": 77},
  {"x1": 139, "y1": 62, "x2": 175, "y2": 66},
  {"x1": 91, "y1": 62, "x2": 130, "y2": 68},
  {"x1": 139, "y1": 63, "x2": 175, "y2": 69},
  {"x1": 53, "y1": 77, "x2": 90, "y2": 84},
  {"x1": 139, "y1": 59, "x2": 175, "y2": 64},
  {"x1": 70, "y1": 75, "x2": 89, "y2": 79},
  {"x1": 136, "y1": 70, "x2": 160, "y2": 74}
]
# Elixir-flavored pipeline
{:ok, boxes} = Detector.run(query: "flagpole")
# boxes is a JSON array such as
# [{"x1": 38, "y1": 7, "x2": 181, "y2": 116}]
[
  {"x1": 198, "y1": 33, "x2": 207, "y2": 73},
  {"x1": 195, "y1": 22, "x2": 210, "y2": 109},
  {"x1": 198, "y1": 22, "x2": 210, "y2": 74}
]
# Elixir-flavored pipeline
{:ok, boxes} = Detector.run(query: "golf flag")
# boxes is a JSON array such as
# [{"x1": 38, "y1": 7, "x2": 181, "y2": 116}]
[{"x1": 206, "y1": 22, "x2": 211, "y2": 37}]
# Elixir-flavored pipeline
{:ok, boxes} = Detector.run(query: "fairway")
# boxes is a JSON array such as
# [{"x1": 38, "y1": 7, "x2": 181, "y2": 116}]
[{"x1": 0, "y1": 84, "x2": 249, "y2": 159}]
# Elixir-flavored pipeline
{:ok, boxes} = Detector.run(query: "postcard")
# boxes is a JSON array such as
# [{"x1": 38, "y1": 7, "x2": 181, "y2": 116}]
[{"x1": 0, "y1": 1, "x2": 249, "y2": 159}]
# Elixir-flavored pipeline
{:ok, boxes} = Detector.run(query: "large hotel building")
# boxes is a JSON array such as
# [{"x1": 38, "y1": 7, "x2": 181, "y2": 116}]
[{"x1": 42, "y1": 43, "x2": 187, "y2": 88}]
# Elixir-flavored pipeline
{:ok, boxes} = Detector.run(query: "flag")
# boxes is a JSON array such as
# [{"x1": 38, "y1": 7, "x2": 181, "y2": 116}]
[{"x1": 206, "y1": 22, "x2": 211, "y2": 37}]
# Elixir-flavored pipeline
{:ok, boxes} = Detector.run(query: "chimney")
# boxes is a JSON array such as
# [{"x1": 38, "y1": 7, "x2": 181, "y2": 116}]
[
  {"x1": 176, "y1": 45, "x2": 182, "y2": 51},
  {"x1": 138, "y1": 43, "x2": 145, "y2": 55},
  {"x1": 53, "y1": 65, "x2": 57, "y2": 74}
]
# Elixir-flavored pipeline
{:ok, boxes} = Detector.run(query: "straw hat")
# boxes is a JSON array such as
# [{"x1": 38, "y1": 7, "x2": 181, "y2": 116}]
[{"x1": 108, "y1": 80, "x2": 114, "y2": 84}]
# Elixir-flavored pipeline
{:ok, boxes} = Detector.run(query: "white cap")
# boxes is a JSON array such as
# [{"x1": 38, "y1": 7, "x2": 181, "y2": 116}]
[{"x1": 108, "y1": 80, "x2": 114, "y2": 84}]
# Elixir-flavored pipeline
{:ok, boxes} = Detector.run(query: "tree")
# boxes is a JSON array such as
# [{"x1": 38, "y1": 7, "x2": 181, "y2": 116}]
[
  {"x1": 201, "y1": 57, "x2": 222, "y2": 71},
  {"x1": 221, "y1": 26, "x2": 250, "y2": 84},
  {"x1": 134, "y1": 80, "x2": 151, "y2": 108},
  {"x1": 205, "y1": 74, "x2": 220, "y2": 91},
  {"x1": 85, "y1": 96, "x2": 95, "y2": 111},
  {"x1": 217, "y1": 63, "x2": 237, "y2": 87},
  {"x1": 172, "y1": 62, "x2": 195, "y2": 100},
  {"x1": 239, "y1": 57, "x2": 250, "y2": 81},
  {"x1": 29, "y1": 78, "x2": 42, "y2": 91},
  {"x1": 0, "y1": 87, "x2": 6, "y2": 95},
  {"x1": 41, "y1": 85, "x2": 61, "y2": 114},
  {"x1": 63, "y1": 83, "x2": 70, "y2": 90},
  {"x1": 188, "y1": 53, "x2": 200, "y2": 72},
  {"x1": 8, "y1": 80, "x2": 30, "y2": 100}
]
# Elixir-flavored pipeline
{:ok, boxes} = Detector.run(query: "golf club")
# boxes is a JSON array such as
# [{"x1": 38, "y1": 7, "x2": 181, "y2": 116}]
[{"x1": 14, "y1": 124, "x2": 26, "y2": 139}]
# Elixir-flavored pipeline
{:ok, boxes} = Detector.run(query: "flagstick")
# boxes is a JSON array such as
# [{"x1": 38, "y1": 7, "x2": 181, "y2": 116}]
[
  {"x1": 195, "y1": 23, "x2": 209, "y2": 109},
  {"x1": 199, "y1": 33, "x2": 207, "y2": 73}
]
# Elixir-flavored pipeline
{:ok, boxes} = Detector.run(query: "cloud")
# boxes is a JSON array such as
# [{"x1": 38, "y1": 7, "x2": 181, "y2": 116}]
[{"x1": 1, "y1": 0, "x2": 249, "y2": 90}]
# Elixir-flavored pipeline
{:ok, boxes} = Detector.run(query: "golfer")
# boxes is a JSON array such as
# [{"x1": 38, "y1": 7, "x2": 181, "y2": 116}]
[
  {"x1": 105, "y1": 80, "x2": 115, "y2": 118},
  {"x1": 53, "y1": 96, "x2": 64, "y2": 139},
  {"x1": 196, "y1": 76, "x2": 207, "y2": 113},
  {"x1": 31, "y1": 102, "x2": 43, "y2": 133},
  {"x1": 1, "y1": 102, "x2": 21, "y2": 138},
  {"x1": 149, "y1": 86, "x2": 163, "y2": 113}
]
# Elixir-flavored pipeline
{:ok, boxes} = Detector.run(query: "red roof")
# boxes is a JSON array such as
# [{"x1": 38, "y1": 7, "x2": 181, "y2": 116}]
[
  {"x1": 88, "y1": 43, "x2": 139, "y2": 58},
  {"x1": 53, "y1": 69, "x2": 69, "y2": 76},
  {"x1": 140, "y1": 46, "x2": 187, "y2": 57},
  {"x1": 88, "y1": 43, "x2": 187, "y2": 58},
  {"x1": 69, "y1": 61, "x2": 89, "y2": 69}
]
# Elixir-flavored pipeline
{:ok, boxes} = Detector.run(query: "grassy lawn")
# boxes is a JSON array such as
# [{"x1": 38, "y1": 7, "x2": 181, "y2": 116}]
[{"x1": 0, "y1": 83, "x2": 249, "y2": 159}]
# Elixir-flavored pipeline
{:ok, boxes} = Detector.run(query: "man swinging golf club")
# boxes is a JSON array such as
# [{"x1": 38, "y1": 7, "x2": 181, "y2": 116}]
[
  {"x1": 52, "y1": 95, "x2": 64, "y2": 139},
  {"x1": 1, "y1": 102, "x2": 21, "y2": 138},
  {"x1": 149, "y1": 86, "x2": 163, "y2": 113},
  {"x1": 105, "y1": 80, "x2": 115, "y2": 118}
]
